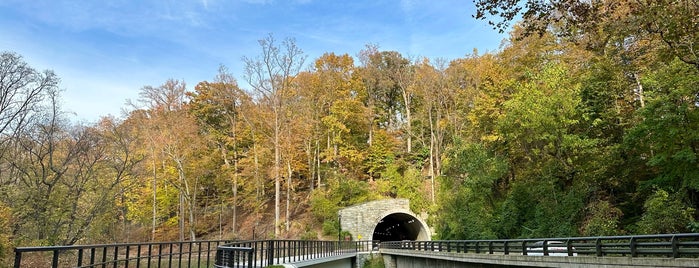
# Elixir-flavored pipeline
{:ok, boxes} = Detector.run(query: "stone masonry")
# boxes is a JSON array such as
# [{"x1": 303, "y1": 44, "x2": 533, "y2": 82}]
[{"x1": 338, "y1": 198, "x2": 431, "y2": 241}]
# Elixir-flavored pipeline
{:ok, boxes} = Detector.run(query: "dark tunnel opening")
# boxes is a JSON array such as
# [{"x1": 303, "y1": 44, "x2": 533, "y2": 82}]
[{"x1": 372, "y1": 213, "x2": 423, "y2": 242}]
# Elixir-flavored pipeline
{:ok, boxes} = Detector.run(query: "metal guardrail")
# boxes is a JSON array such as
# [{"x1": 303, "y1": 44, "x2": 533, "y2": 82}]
[
  {"x1": 381, "y1": 233, "x2": 699, "y2": 258},
  {"x1": 214, "y1": 246, "x2": 253, "y2": 268},
  {"x1": 13, "y1": 239, "x2": 234, "y2": 268},
  {"x1": 16, "y1": 234, "x2": 698, "y2": 267},
  {"x1": 214, "y1": 240, "x2": 377, "y2": 268}
]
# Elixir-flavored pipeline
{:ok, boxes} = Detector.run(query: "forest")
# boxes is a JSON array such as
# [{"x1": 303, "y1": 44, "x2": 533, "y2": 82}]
[{"x1": 0, "y1": 0, "x2": 697, "y2": 265}]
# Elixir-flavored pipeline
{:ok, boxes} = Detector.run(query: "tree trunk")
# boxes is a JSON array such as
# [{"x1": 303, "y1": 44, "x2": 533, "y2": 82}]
[
  {"x1": 286, "y1": 160, "x2": 292, "y2": 232},
  {"x1": 428, "y1": 107, "x2": 436, "y2": 204},
  {"x1": 151, "y1": 146, "x2": 157, "y2": 242},
  {"x1": 316, "y1": 142, "x2": 321, "y2": 188},
  {"x1": 274, "y1": 111, "x2": 281, "y2": 237},
  {"x1": 634, "y1": 73, "x2": 645, "y2": 108},
  {"x1": 401, "y1": 89, "x2": 413, "y2": 153}
]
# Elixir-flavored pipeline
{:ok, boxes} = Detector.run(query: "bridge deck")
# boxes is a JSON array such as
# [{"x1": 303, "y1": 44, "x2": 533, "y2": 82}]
[{"x1": 380, "y1": 248, "x2": 699, "y2": 268}]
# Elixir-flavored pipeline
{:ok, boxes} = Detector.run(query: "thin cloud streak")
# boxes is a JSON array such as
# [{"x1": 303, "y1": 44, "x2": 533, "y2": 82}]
[{"x1": 1, "y1": 0, "x2": 506, "y2": 121}]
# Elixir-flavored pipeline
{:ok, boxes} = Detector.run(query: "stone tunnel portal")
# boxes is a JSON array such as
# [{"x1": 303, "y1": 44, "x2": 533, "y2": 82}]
[
  {"x1": 338, "y1": 199, "x2": 431, "y2": 242},
  {"x1": 372, "y1": 212, "x2": 429, "y2": 242}
]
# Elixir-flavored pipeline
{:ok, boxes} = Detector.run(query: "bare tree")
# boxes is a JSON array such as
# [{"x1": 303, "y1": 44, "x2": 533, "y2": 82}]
[
  {"x1": 0, "y1": 52, "x2": 56, "y2": 156},
  {"x1": 4, "y1": 91, "x2": 137, "y2": 245}
]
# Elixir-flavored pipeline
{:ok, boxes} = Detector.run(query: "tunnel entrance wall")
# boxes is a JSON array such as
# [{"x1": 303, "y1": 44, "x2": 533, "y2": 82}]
[{"x1": 338, "y1": 199, "x2": 431, "y2": 242}]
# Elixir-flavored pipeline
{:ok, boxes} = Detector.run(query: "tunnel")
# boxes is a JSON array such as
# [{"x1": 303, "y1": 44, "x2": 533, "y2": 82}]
[{"x1": 372, "y1": 212, "x2": 428, "y2": 241}]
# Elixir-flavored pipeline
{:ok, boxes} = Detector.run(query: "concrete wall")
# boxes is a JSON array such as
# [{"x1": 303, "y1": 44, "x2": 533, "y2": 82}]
[
  {"x1": 280, "y1": 254, "x2": 354, "y2": 268},
  {"x1": 338, "y1": 198, "x2": 430, "y2": 241},
  {"x1": 381, "y1": 249, "x2": 699, "y2": 268}
]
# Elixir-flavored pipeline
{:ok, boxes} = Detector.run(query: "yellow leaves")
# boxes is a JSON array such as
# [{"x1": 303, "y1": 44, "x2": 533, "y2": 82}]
[{"x1": 480, "y1": 134, "x2": 500, "y2": 143}]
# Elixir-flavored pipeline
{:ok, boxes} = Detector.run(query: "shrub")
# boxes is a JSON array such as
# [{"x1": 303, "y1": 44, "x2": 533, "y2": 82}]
[{"x1": 636, "y1": 189, "x2": 695, "y2": 234}]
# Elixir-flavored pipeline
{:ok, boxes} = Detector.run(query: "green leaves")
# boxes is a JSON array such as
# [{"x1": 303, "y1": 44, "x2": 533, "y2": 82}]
[
  {"x1": 636, "y1": 189, "x2": 695, "y2": 234},
  {"x1": 625, "y1": 59, "x2": 699, "y2": 191},
  {"x1": 436, "y1": 141, "x2": 507, "y2": 239}
]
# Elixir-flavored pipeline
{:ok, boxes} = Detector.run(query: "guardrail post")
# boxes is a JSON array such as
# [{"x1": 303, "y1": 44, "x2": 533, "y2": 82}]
[
  {"x1": 267, "y1": 240, "x2": 275, "y2": 266},
  {"x1": 522, "y1": 241, "x2": 527, "y2": 256},
  {"x1": 13, "y1": 250, "x2": 21, "y2": 268},
  {"x1": 77, "y1": 248, "x2": 84, "y2": 267},
  {"x1": 488, "y1": 241, "x2": 493, "y2": 254},
  {"x1": 630, "y1": 237, "x2": 637, "y2": 257},
  {"x1": 90, "y1": 248, "x2": 96, "y2": 267},
  {"x1": 125, "y1": 245, "x2": 130, "y2": 268},
  {"x1": 566, "y1": 239, "x2": 573, "y2": 257},
  {"x1": 596, "y1": 238, "x2": 603, "y2": 257},
  {"x1": 248, "y1": 247, "x2": 254, "y2": 268},
  {"x1": 52, "y1": 249, "x2": 59, "y2": 268},
  {"x1": 475, "y1": 241, "x2": 480, "y2": 254},
  {"x1": 504, "y1": 241, "x2": 509, "y2": 255},
  {"x1": 671, "y1": 235, "x2": 679, "y2": 258}
]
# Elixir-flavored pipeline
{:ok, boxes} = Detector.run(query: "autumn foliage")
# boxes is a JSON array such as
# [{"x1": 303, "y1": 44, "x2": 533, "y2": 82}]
[{"x1": 1, "y1": 2, "x2": 698, "y2": 264}]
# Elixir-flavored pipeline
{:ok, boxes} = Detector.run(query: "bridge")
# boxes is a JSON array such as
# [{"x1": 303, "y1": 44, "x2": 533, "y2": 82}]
[
  {"x1": 10, "y1": 199, "x2": 699, "y2": 267},
  {"x1": 13, "y1": 233, "x2": 699, "y2": 267}
]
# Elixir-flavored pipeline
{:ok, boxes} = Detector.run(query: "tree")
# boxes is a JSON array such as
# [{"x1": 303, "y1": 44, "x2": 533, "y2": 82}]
[
  {"x1": 359, "y1": 49, "x2": 414, "y2": 153},
  {"x1": 413, "y1": 58, "x2": 451, "y2": 203},
  {"x1": 4, "y1": 92, "x2": 134, "y2": 245},
  {"x1": 473, "y1": 0, "x2": 699, "y2": 69},
  {"x1": 243, "y1": 34, "x2": 306, "y2": 237},
  {"x1": 624, "y1": 59, "x2": 699, "y2": 197},
  {"x1": 436, "y1": 140, "x2": 507, "y2": 239},
  {"x1": 636, "y1": 188, "x2": 695, "y2": 234},
  {"x1": 188, "y1": 66, "x2": 251, "y2": 237},
  {"x1": 137, "y1": 79, "x2": 201, "y2": 241},
  {"x1": 298, "y1": 53, "x2": 368, "y2": 181},
  {"x1": 0, "y1": 52, "x2": 56, "y2": 156}
]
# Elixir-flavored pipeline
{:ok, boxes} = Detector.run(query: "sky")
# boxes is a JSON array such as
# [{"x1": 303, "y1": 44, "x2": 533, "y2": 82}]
[{"x1": 0, "y1": 0, "x2": 507, "y2": 122}]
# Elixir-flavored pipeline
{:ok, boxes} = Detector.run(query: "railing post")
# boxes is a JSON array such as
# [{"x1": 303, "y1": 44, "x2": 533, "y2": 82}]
[
  {"x1": 267, "y1": 240, "x2": 275, "y2": 266},
  {"x1": 13, "y1": 250, "x2": 21, "y2": 268},
  {"x1": 671, "y1": 235, "x2": 679, "y2": 258},
  {"x1": 156, "y1": 244, "x2": 162, "y2": 268},
  {"x1": 630, "y1": 237, "x2": 637, "y2": 257},
  {"x1": 566, "y1": 239, "x2": 573, "y2": 257},
  {"x1": 113, "y1": 246, "x2": 119, "y2": 268},
  {"x1": 596, "y1": 238, "x2": 603, "y2": 257},
  {"x1": 136, "y1": 245, "x2": 142, "y2": 268},
  {"x1": 522, "y1": 241, "x2": 527, "y2": 256},
  {"x1": 125, "y1": 245, "x2": 130, "y2": 268},
  {"x1": 168, "y1": 243, "x2": 174, "y2": 267},
  {"x1": 248, "y1": 247, "x2": 254, "y2": 268},
  {"x1": 90, "y1": 247, "x2": 96, "y2": 267},
  {"x1": 195, "y1": 242, "x2": 200, "y2": 268},
  {"x1": 52, "y1": 249, "x2": 59, "y2": 268},
  {"x1": 475, "y1": 241, "x2": 480, "y2": 254},
  {"x1": 77, "y1": 248, "x2": 84, "y2": 267},
  {"x1": 504, "y1": 241, "x2": 509, "y2": 255},
  {"x1": 205, "y1": 242, "x2": 210, "y2": 267}
]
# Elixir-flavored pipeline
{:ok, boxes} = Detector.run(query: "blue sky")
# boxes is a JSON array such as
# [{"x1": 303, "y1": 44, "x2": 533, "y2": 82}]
[{"x1": 0, "y1": 0, "x2": 506, "y2": 121}]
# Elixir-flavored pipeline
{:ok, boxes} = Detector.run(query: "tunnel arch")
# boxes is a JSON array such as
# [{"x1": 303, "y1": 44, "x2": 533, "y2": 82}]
[
  {"x1": 338, "y1": 199, "x2": 431, "y2": 242},
  {"x1": 372, "y1": 212, "x2": 431, "y2": 241}
]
